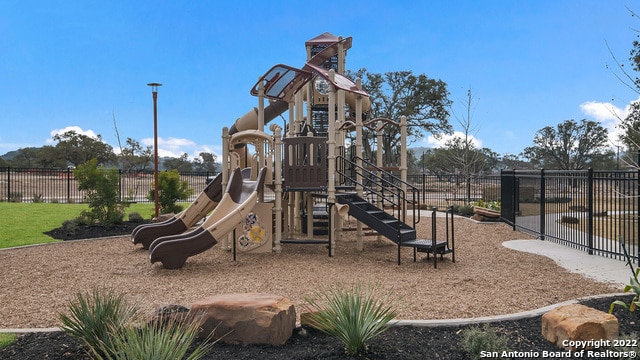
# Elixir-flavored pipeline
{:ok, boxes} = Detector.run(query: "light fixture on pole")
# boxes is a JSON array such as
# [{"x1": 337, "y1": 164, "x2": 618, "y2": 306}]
[{"x1": 147, "y1": 82, "x2": 162, "y2": 220}]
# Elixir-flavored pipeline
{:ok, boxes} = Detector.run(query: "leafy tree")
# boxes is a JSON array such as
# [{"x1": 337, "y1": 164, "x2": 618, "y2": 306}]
[
  {"x1": 522, "y1": 119, "x2": 612, "y2": 170},
  {"x1": 54, "y1": 130, "x2": 115, "y2": 167},
  {"x1": 618, "y1": 101, "x2": 640, "y2": 151},
  {"x1": 347, "y1": 69, "x2": 453, "y2": 163},
  {"x1": 74, "y1": 159, "x2": 129, "y2": 226},
  {"x1": 498, "y1": 154, "x2": 535, "y2": 170},
  {"x1": 10, "y1": 147, "x2": 40, "y2": 168},
  {"x1": 192, "y1": 152, "x2": 218, "y2": 172},
  {"x1": 147, "y1": 170, "x2": 193, "y2": 214},
  {"x1": 37, "y1": 145, "x2": 68, "y2": 168},
  {"x1": 163, "y1": 153, "x2": 192, "y2": 172},
  {"x1": 118, "y1": 137, "x2": 153, "y2": 172}
]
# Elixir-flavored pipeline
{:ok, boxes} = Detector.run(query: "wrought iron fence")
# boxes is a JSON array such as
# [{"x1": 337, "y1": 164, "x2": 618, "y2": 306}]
[
  {"x1": 0, "y1": 167, "x2": 215, "y2": 204},
  {"x1": 406, "y1": 173, "x2": 501, "y2": 209},
  {"x1": 501, "y1": 169, "x2": 639, "y2": 264}
]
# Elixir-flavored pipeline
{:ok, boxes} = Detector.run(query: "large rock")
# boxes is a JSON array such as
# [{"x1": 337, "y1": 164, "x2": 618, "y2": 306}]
[
  {"x1": 541, "y1": 304, "x2": 618, "y2": 351},
  {"x1": 189, "y1": 293, "x2": 296, "y2": 345}
]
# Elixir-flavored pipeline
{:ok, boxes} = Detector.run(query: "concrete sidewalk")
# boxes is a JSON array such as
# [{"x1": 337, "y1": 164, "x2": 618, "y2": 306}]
[{"x1": 503, "y1": 239, "x2": 635, "y2": 288}]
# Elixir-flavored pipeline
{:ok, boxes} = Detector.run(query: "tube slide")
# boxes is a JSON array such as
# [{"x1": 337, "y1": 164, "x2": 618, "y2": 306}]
[
  {"x1": 148, "y1": 167, "x2": 267, "y2": 269},
  {"x1": 131, "y1": 172, "x2": 224, "y2": 249}
]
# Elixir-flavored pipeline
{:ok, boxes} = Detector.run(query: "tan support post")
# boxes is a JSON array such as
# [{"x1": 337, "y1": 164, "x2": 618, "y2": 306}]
[
  {"x1": 221, "y1": 127, "x2": 231, "y2": 251},
  {"x1": 273, "y1": 124, "x2": 283, "y2": 253},
  {"x1": 400, "y1": 115, "x2": 408, "y2": 221},
  {"x1": 328, "y1": 69, "x2": 337, "y2": 256},
  {"x1": 355, "y1": 79, "x2": 364, "y2": 251}
]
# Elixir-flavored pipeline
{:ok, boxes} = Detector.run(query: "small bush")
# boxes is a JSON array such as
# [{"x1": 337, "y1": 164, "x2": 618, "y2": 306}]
[
  {"x1": 455, "y1": 204, "x2": 474, "y2": 216},
  {"x1": 59, "y1": 288, "x2": 142, "y2": 358},
  {"x1": 128, "y1": 212, "x2": 144, "y2": 223},
  {"x1": 61, "y1": 219, "x2": 79, "y2": 236},
  {"x1": 560, "y1": 215, "x2": 579, "y2": 224},
  {"x1": 32, "y1": 194, "x2": 44, "y2": 203},
  {"x1": 460, "y1": 324, "x2": 510, "y2": 360},
  {"x1": 304, "y1": 282, "x2": 398, "y2": 356},
  {"x1": 9, "y1": 192, "x2": 22, "y2": 203},
  {"x1": 147, "y1": 170, "x2": 193, "y2": 214}
]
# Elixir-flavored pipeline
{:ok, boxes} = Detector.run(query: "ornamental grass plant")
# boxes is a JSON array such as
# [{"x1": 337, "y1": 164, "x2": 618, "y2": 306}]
[
  {"x1": 91, "y1": 314, "x2": 214, "y2": 360},
  {"x1": 59, "y1": 288, "x2": 142, "y2": 358},
  {"x1": 304, "y1": 282, "x2": 398, "y2": 356}
]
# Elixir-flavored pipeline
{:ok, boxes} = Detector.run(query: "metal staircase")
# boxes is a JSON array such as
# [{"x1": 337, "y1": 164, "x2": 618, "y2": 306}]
[{"x1": 335, "y1": 155, "x2": 455, "y2": 267}]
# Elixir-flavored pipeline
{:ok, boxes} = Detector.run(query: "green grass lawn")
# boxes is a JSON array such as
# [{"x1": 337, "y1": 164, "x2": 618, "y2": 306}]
[{"x1": 0, "y1": 202, "x2": 156, "y2": 249}]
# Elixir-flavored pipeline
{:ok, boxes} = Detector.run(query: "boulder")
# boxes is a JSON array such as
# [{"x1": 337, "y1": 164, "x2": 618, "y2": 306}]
[
  {"x1": 189, "y1": 293, "x2": 296, "y2": 345},
  {"x1": 541, "y1": 304, "x2": 618, "y2": 351}
]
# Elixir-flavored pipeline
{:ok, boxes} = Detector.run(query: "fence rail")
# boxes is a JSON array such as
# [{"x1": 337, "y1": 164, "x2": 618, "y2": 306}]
[{"x1": 1, "y1": 167, "x2": 215, "y2": 204}]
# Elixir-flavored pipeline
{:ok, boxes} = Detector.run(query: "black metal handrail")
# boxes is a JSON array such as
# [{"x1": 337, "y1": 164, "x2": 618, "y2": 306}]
[{"x1": 336, "y1": 155, "x2": 420, "y2": 230}]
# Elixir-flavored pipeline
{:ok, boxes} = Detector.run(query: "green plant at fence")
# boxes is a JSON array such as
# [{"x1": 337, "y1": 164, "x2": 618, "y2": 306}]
[
  {"x1": 59, "y1": 288, "x2": 142, "y2": 358},
  {"x1": 460, "y1": 324, "x2": 510, "y2": 360},
  {"x1": 304, "y1": 282, "x2": 398, "y2": 356},
  {"x1": 147, "y1": 169, "x2": 193, "y2": 214},
  {"x1": 472, "y1": 199, "x2": 501, "y2": 211},
  {"x1": 74, "y1": 159, "x2": 130, "y2": 227},
  {"x1": 609, "y1": 237, "x2": 640, "y2": 315}
]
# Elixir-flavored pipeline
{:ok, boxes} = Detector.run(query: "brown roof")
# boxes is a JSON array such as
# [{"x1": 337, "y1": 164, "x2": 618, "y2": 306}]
[{"x1": 305, "y1": 32, "x2": 339, "y2": 46}]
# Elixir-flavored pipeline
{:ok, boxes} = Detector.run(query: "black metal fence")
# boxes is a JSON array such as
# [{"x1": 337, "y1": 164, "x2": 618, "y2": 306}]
[
  {"x1": 0, "y1": 167, "x2": 215, "y2": 204},
  {"x1": 3, "y1": 165, "x2": 638, "y2": 264},
  {"x1": 406, "y1": 173, "x2": 501, "y2": 208},
  {"x1": 501, "y1": 169, "x2": 639, "y2": 264}
]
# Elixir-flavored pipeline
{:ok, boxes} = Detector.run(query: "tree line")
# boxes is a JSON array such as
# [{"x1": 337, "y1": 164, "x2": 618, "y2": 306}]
[{"x1": 0, "y1": 130, "x2": 219, "y2": 173}]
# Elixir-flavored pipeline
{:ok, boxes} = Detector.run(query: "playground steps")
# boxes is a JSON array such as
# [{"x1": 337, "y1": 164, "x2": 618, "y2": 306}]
[{"x1": 335, "y1": 193, "x2": 416, "y2": 244}]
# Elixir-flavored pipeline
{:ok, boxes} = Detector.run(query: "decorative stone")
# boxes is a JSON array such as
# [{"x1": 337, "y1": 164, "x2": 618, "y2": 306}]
[
  {"x1": 541, "y1": 304, "x2": 618, "y2": 351},
  {"x1": 189, "y1": 293, "x2": 296, "y2": 345}
]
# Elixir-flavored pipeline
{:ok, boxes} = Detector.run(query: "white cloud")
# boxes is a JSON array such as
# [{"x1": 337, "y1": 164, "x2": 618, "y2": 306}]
[
  {"x1": 142, "y1": 137, "x2": 219, "y2": 159},
  {"x1": 579, "y1": 98, "x2": 637, "y2": 148},
  {"x1": 46, "y1": 125, "x2": 101, "y2": 145},
  {"x1": 422, "y1": 131, "x2": 482, "y2": 149}
]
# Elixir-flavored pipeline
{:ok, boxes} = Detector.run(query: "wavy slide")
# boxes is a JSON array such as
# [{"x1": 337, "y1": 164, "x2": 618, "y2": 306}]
[
  {"x1": 148, "y1": 167, "x2": 266, "y2": 269},
  {"x1": 130, "y1": 172, "x2": 224, "y2": 249}
]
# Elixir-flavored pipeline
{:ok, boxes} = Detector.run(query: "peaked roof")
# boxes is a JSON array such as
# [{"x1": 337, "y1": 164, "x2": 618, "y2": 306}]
[{"x1": 305, "y1": 32, "x2": 339, "y2": 46}]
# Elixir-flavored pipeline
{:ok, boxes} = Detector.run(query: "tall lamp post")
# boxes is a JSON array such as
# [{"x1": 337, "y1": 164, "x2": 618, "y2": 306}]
[{"x1": 147, "y1": 83, "x2": 162, "y2": 220}]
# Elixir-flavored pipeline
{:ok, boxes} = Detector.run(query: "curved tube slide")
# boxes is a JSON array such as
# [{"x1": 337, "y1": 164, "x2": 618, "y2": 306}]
[
  {"x1": 149, "y1": 167, "x2": 267, "y2": 269},
  {"x1": 131, "y1": 172, "x2": 224, "y2": 249}
]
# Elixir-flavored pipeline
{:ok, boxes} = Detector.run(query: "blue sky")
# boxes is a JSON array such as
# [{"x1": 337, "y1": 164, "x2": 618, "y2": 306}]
[{"x1": 1, "y1": 0, "x2": 639, "y2": 160}]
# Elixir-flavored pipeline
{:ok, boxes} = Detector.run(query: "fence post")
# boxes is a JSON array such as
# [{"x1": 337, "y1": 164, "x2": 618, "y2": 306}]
[
  {"x1": 540, "y1": 168, "x2": 545, "y2": 240},
  {"x1": 118, "y1": 169, "x2": 122, "y2": 202},
  {"x1": 66, "y1": 167, "x2": 71, "y2": 203},
  {"x1": 5, "y1": 167, "x2": 10, "y2": 202},
  {"x1": 587, "y1": 168, "x2": 594, "y2": 255}
]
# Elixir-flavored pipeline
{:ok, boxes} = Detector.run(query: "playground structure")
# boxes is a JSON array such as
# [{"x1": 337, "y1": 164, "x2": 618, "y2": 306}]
[{"x1": 132, "y1": 32, "x2": 455, "y2": 269}]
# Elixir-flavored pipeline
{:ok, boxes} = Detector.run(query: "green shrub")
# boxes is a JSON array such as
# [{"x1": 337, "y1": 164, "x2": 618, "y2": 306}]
[
  {"x1": 74, "y1": 159, "x2": 129, "y2": 227},
  {"x1": 147, "y1": 170, "x2": 193, "y2": 214},
  {"x1": 61, "y1": 219, "x2": 79, "y2": 236},
  {"x1": 455, "y1": 204, "x2": 474, "y2": 216},
  {"x1": 32, "y1": 193, "x2": 44, "y2": 203},
  {"x1": 59, "y1": 288, "x2": 142, "y2": 358},
  {"x1": 460, "y1": 324, "x2": 510, "y2": 360},
  {"x1": 304, "y1": 282, "x2": 398, "y2": 356},
  {"x1": 608, "y1": 332, "x2": 639, "y2": 359},
  {"x1": 128, "y1": 212, "x2": 144, "y2": 223},
  {"x1": 92, "y1": 315, "x2": 214, "y2": 360}
]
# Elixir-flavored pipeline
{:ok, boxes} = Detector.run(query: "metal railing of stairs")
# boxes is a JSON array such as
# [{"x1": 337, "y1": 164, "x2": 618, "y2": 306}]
[{"x1": 336, "y1": 155, "x2": 422, "y2": 263}]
